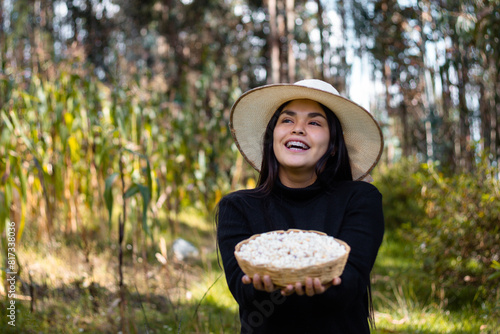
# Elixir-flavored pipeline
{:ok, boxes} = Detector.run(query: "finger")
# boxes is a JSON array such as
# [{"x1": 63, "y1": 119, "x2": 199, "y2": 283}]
[
  {"x1": 253, "y1": 274, "x2": 264, "y2": 290},
  {"x1": 242, "y1": 275, "x2": 251, "y2": 284},
  {"x1": 305, "y1": 277, "x2": 315, "y2": 296},
  {"x1": 262, "y1": 275, "x2": 275, "y2": 292},
  {"x1": 281, "y1": 284, "x2": 294, "y2": 296},
  {"x1": 295, "y1": 282, "x2": 304, "y2": 296},
  {"x1": 313, "y1": 278, "x2": 326, "y2": 294},
  {"x1": 332, "y1": 277, "x2": 342, "y2": 286}
]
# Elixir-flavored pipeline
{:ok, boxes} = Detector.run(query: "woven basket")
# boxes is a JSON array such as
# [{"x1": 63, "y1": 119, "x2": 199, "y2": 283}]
[{"x1": 234, "y1": 229, "x2": 350, "y2": 288}]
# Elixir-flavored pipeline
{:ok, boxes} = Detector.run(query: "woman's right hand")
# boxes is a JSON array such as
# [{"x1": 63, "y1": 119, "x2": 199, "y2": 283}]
[{"x1": 242, "y1": 274, "x2": 277, "y2": 293}]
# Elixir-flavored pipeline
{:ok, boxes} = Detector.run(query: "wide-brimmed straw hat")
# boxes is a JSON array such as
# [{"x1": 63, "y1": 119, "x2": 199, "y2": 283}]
[{"x1": 229, "y1": 79, "x2": 384, "y2": 181}]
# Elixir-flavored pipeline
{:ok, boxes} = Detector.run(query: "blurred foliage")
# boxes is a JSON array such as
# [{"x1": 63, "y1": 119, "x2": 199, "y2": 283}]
[
  {"x1": 0, "y1": 59, "x2": 241, "y2": 245},
  {"x1": 374, "y1": 158, "x2": 426, "y2": 231},
  {"x1": 413, "y1": 159, "x2": 500, "y2": 309},
  {"x1": 375, "y1": 157, "x2": 500, "y2": 311}
]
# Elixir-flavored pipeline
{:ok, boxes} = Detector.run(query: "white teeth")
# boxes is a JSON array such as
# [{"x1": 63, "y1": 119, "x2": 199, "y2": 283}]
[{"x1": 286, "y1": 141, "x2": 310, "y2": 149}]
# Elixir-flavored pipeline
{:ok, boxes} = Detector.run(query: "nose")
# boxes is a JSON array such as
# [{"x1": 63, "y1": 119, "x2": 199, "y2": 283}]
[{"x1": 291, "y1": 123, "x2": 305, "y2": 135}]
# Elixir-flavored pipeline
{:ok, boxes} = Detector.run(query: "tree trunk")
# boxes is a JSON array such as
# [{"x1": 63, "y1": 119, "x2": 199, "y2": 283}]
[
  {"x1": 286, "y1": 0, "x2": 295, "y2": 83},
  {"x1": 315, "y1": 0, "x2": 325, "y2": 80},
  {"x1": 383, "y1": 59, "x2": 392, "y2": 115},
  {"x1": 479, "y1": 77, "x2": 491, "y2": 154},
  {"x1": 268, "y1": 0, "x2": 280, "y2": 84},
  {"x1": 439, "y1": 59, "x2": 456, "y2": 168},
  {"x1": 495, "y1": 68, "x2": 500, "y2": 166},
  {"x1": 456, "y1": 44, "x2": 473, "y2": 170},
  {"x1": 335, "y1": 0, "x2": 348, "y2": 93},
  {"x1": 277, "y1": 0, "x2": 286, "y2": 82},
  {"x1": 419, "y1": 0, "x2": 435, "y2": 163},
  {"x1": 400, "y1": 101, "x2": 410, "y2": 157}
]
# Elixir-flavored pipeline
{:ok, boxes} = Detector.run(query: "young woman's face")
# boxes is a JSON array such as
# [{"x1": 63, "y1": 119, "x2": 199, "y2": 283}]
[{"x1": 273, "y1": 99, "x2": 330, "y2": 183}]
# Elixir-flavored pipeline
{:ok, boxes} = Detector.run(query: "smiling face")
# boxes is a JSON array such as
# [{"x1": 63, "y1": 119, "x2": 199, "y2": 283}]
[{"x1": 272, "y1": 99, "x2": 331, "y2": 187}]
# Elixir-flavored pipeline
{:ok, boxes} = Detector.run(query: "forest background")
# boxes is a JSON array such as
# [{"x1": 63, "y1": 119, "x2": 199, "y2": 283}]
[{"x1": 0, "y1": 0, "x2": 499, "y2": 333}]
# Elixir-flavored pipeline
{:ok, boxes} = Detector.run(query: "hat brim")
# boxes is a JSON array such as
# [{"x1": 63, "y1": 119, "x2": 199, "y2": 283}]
[{"x1": 229, "y1": 83, "x2": 384, "y2": 181}]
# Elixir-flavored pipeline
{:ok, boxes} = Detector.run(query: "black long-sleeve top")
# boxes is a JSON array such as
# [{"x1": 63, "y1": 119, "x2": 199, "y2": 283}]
[{"x1": 217, "y1": 179, "x2": 384, "y2": 333}]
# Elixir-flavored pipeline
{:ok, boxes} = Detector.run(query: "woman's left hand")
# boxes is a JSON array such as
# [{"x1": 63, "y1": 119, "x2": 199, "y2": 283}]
[{"x1": 281, "y1": 277, "x2": 341, "y2": 297}]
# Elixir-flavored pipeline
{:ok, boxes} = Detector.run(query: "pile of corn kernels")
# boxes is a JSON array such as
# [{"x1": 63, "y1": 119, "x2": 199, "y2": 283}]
[{"x1": 236, "y1": 230, "x2": 346, "y2": 268}]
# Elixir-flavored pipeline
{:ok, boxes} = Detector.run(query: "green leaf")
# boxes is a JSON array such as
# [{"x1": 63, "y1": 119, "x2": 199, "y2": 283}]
[
  {"x1": 1, "y1": 111, "x2": 14, "y2": 131},
  {"x1": 104, "y1": 173, "x2": 119, "y2": 230},
  {"x1": 17, "y1": 161, "x2": 28, "y2": 202},
  {"x1": 14, "y1": 160, "x2": 27, "y2": 243},
  {"x1": 488, "y1": 261, "x2": 500, "y2": 281},
  {"x1": 0, "y1": 191, "x2": 7, "y2": 234},
  {"x1": 123, "y1": 183, "x2": 152, "y2": 239},
  {"x1": 8, "y1": 110, "x2": 35, "y2": 154},
  {"x1": 124, "y1": 183, "x2": 141, "y2": 199},
  {"x1": 146, "y1": 159, "x2": 153, "y2": 198},
  {"x1": 138, "y1": 184, "x2": 151, "y2": 239}
]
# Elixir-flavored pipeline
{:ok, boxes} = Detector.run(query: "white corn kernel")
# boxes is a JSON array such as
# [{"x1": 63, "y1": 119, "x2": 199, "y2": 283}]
[{"x1": 236, "y1": 230, "x2": 346, "y2": 269}]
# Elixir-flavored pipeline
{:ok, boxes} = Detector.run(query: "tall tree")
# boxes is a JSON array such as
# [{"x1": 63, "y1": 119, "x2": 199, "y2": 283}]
[
  {"x1": 351, "y1": 0, "x2": 500, "y2": 171},
  {"x1": 267, "y1": 0, "x2": 280, "y2": 83},
  {"x1": 315, "y1": 0, "x2": 326, "y2": 80},
  {"x1": 286, "y1": 0, "x2": 296, "y2": 82}
]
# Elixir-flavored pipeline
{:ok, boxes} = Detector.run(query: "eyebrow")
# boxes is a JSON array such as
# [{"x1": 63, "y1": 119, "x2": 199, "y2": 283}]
[{"x1": 280, "y1": 110, "x2": 327, "y2": 120}]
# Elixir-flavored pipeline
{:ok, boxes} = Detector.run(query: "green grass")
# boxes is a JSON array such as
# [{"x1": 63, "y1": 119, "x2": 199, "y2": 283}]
[
  {"x1": 1, "y1": 216, "x2": 498, "y2": 333},
  {"x1": 371, "y1": 231, "x2": 498, "y2": 334}
]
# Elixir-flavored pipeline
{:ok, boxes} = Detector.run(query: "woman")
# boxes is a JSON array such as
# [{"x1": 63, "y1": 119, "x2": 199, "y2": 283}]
[{"x1": 217, "y1": 79, "x2": 384, "y2": 333}]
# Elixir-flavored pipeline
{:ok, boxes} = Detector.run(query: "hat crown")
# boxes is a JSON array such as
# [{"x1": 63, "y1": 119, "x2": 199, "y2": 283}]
[{"x1": 294, "y1": 79, "x2": 340, "y2": 96}]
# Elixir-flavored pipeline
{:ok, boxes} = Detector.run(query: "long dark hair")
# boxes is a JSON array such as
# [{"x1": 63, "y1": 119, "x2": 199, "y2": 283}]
[{"x1": 255, "y1": 100, "x2": 352, "y2": 195}]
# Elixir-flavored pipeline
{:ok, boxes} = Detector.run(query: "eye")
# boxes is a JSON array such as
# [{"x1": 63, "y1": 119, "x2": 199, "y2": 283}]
[
  {"x1": 280, "y1": 118, "x2": 293, "y2": 124},
  {"x1": 309, "y1": 120, "x2": 322, "y2": 126}
]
